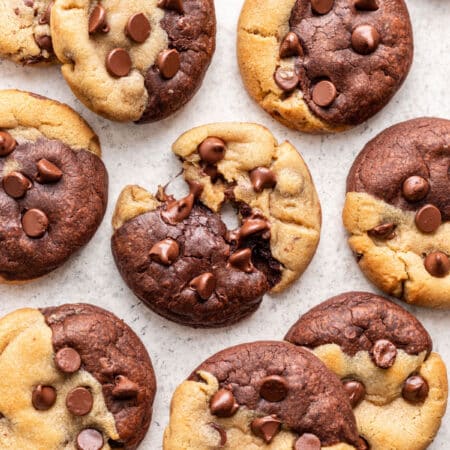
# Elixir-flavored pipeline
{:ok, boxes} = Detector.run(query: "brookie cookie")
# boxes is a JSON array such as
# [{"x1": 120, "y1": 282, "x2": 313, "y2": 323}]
[
  {"x1": 50, "y1": 0, "x2": 216, "y2": 122},
  {"x1": 0, "y1": 303, "x2": 156, "y2": 449},
  {"x1": 0, "y1": 90, "x2": 108, "y2": 283},
  {"x1": 111, "y1": 123, "x2": 321, "y2": 327},
  {"x1": 344, "y1": 118, "x2": 450, "y2": 308},
  {"x1": 237, "y1": 0, "x2": 413, "y2": 133},
  {"x1": 285, "y1": 292, "x2": 448, "y2": 450},
  {"x1": 0, "y1": 0, "x2": 55, "y2": 65},
  {"x1": 164, "y1": 341, "x2": 363, "y2": 449}
]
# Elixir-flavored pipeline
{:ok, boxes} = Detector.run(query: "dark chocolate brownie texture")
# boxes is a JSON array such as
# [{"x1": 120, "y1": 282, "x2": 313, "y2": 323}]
[
  {"x1": 347, "y1": 118, "x2": 450, "y2": 221},
  {"x1": 41, "y1": 303, "x2": 156, "y2": 450},
  {"x1": 112, "y1": 186, "x2": 282, "y2": 328},
  {"x1": 140, "y1": 0, "x2": 216, "y2": 122},
  {"x1": 0, "y1": 138, "x2": 107, "y2": 281},
  {"x1": 281, "y1": 0, "x2": 413, "y2": 126},
  {"x1": 285, "y1": 292, "x2": 432, "y2": 358},
  {"x1": 189, "y1": 341, "x2": 361, "y2": 447}
]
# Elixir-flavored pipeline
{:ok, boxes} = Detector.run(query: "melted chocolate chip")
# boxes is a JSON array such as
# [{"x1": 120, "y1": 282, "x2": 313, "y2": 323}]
[
  {"x1": 89, "y1": 5, "x2": 109, "y2": 34},
  {"x1": 55, "y1": 347, "x2": 81, "y2": 373},
  {"x1": 312, "y1": 80, "x2": 337, "y2": 107},
  {"x1": 35, "y1": 35, "x2": 53, "y2": 51},
  {"x1": 250, "y1": 167, "x2": 277, "y2": 193},
  {"x1": 402, "y1": 176, "x2": 430, "y2": 202},
  {"x1": 354, "y1": 0, "x2": 378, "y2": 10},
  {"x1": 358, "y1": 436, "x2": 371, "y2": 450},
  {"x1": 237, "y1": 217, "x2": 271, "y2": 241},
  {"x1": 368, "y1": 223, "x2": 396, "y2": 240},
  {"x1": 198, "y1": 137, "x2": 226, "y2": 164},
  {"x1": 189, "y1": 272, "x2": 216, "y2": 301},
  {"x1": 66, "y1": 387, "x2": 93, "y2": 416},
  {"x1": 76, "y1": 429, "x2": 104, "y2": 450},
  {"x1": 279, "y1": 32, "x2": 303, "y2": 58},
  {"x1": 228, "y1": 248, "x2": 254, "y2": 273},
  {"x1": 351, "y1": 25, "x2": 380, "y2": 55},
  {"x1": 36, "y1": 159, "x2": 63, "y2": 183},
  {"x1": 274, "y1": 68, "x2": 299, "y2": 92},
  {"x1": 39, "y1": 1, "x2": 53, "y2": 24},
  {"x1": 106, "y1": 48, "x2": 132, "y2": 77},
  {"x1": 126, "y1": 13, "x2": 151, "y2": 43},
  {"x1": 259, "y1": 375, "x2": 288, "y2": 402},
  {"x1": 371, "y1": 339, "x2": 397, "y2": 369},
  {"x1": 311, "y1": 0, "x2": 334, "y2": 15},
  {"x1": 209, "y1": 423, "x2": 227, "y2": 447},
  {"x1": 2, "y1": 171, "x2": 32, "y2": 198},
  {"x1": 402, "y1": 375, "x2": 429, "y2": 403},
  {"x1": 210, "y1": 389, "x2": 239, "y2": 418},
  {"x1": 250, "y1": 415, "x2": 281, "y2": 443},
  {"x1": 424, "y1": 252, "x2": 450, "y2": 278},
  {"x1": 157, "y1": 49, "x2": 180, "y2": 79},
  {"x1": 112, "y1": 375, "x2": 139, "y2": 399},
  {"x1": 415, "y1": 204, "x2": 442, "y2": 233},
  {"x1": 0, "y1": 131, "x2": 16, "y2": 156},
  {"x1": 149, "y1": 238, "x2": 179, "y2": 265},
  {"x1": 343, "y1": 380, "x2": 366, "y2": 407},
  {"x1": 161, "y1": 193, "x2": 194, "y2": 224},
  {"x1": 157, "y1": 0, "x2": 183, "y2": 14},
  {"x1": 294, "y1": 433, "x2": 321, "y2": 450},
  {"x1": 32, "y1": 385, "x2": 57, "y2": 411},
  {"x1": 22, "y1": 209, "x2": 49, "y2": 238}
]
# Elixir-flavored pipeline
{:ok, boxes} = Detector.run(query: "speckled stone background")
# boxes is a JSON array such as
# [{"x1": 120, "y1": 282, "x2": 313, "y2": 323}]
[{"x1": 0, "y1": 0, "x2": 448, "y2": 448}]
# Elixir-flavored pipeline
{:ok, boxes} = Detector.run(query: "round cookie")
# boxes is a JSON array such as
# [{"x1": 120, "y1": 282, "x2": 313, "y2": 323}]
[
  {"x1": 343, "y1": 117, "x2": 450, "y2": 308},
  {"x1": 0, "y1": 303, "x2": 156, "y2": 449},
  {"x1": 164, "y1": 341, "x2": 363, "y2": 449},
  {"x1": 0, "y1": 90, "x2": 108, "y2": 282},
  {"x1": 50, "y1": 0, "x2": 216, "y2": 122},
  {"x1": 111, "y1": 123, "x2": 321, "y2": 327},
  {"x1": 237, "y1": 0, "x2": 413, "y2": 133},
  {"x1": 0, "y1": 0, "x2": 55, "y2": 65},
  {"x1": 285, "y1": 292, "x2": 448, "y2": 450}
]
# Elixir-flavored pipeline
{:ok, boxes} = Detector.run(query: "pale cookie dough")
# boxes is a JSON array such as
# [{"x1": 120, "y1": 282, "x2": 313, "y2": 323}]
[
  {"x1": 111, "y1": 123, "x2": 321, "y2": 327},
  {"x1": 164, "y1": 342, "x2": 362, "y2": 449},
  {"x1": 0, "y1": 304, "x2": 156, "y2": 449},
  {"x1": 51, "y1": 0, "x2": 216, "y2": 122},
  {"x1": 285, "y1": 292, "x2": 449, "y2": 450},
  {"x1": 344, "y1": 118, "x2": 450, "y2": 308},
  {"x1": 237, "y1": 0, "x2": 413, "y2": 133}
]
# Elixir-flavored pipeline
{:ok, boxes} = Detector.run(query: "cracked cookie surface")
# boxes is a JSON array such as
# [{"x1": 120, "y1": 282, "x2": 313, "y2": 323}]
[
  {"x1": 0, "y1": 303, "x2": 156, "y2": 449},
  {"x1": 164, "y1": 341, "x2": 361, "y2": 449},
  {"x1": 0, "y1": 90, "x2": 108, "y2": 283},
  {"x1": 285, "y1": 292, "x2": 448, "y2": 450},
  {"x1": 111, "y1": 123, "x2": 321, "y2": 327},
  {"x1": 343, "y1": 118, "x2": 450, "y2": 307},
  {"x1": 50, "y1": 0, "x2": 216, "y2": 122},
  {"x1": 237, "y1": 0, "x2": 413, "y2": 133}
]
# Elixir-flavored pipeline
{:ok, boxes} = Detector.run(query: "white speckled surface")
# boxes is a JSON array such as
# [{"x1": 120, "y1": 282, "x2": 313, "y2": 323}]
[{"x1": 0, "y1": 0, "x2": 448, "y2": 448}]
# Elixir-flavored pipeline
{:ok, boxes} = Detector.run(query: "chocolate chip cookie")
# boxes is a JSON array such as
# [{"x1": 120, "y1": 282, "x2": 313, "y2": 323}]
[
  {"x1": 237, "y1": 0, "x2": 413, "y2": 133},
  {"x1": 0, "y1": 303, "x2": 156, "y2": 449},
  {"x1": 111, "y1": 123, "x2": 321, "y2": 327},
  {"x1": 0, "y1": 0, "x2": 55, "y2": 65},
  {"x1": 285, "y1": 292, "x2": 448, "y2": 450},
  {"x1": 50, "y1": 0, "x2": 216, "y2": 122},
  {"x1": 0, "y1": 90, "x2": 108, "y2": 283},
  {"x1": 164, "y1": 341, "x2": 363, "y2": 449},
  {"x1": 343, "y1": 118, "x2": 450, "y2": 308}
]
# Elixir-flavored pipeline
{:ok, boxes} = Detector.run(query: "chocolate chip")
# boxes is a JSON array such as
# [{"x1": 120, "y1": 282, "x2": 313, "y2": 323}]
[
  {"x1": 187, "y1": 179, "x2": 204, "y2": 198},
  {"x1": 402, "y1": 375, "x2": 429, "y2": 403},
  {"x1": 149, "y1": 238, "x2": 179, "y2": 265},
  {"x1": 126, "y1": 13, "x2": 151, "y2": 43},
  {"x1": 32, "y1": 385, "x2": 57, "y2": 410},
  {"x1": 157, "y1": 49, "x2": 180, "y2": 79},
  {"x1": 198, "y1": 137, "x2": 226, "y2": 164},
  {"x1": 161, "y1": 193, "x2": 194, "y2": 224},
  {"x1": 294, "y1": 433, "x2": 321, "y2": 450},
  {"x1": 368, "y1": 223, "x2": 395, "y2": 240},
  {"x1": 3, "y1": 171, "x2": 32, "y2": 198},
  {"x1": 274, "y1": 67, "x2": 299, "y2": 93},
  {"x1": 358, "y1": 436, "x2": 371, "y2": 450},
  {"x1": 55, "y1": 347, "x2": 81, "y2": 373},
  {"x1": 209, "y1": 423, "x2": 227, "y2": 447},
  {"x1": 311, "y1": 0, "x2": 334, "y2": 15},
  {"x1": 351, "y1": 25, "x2": 380, "y2": 55},
  {"x1": 402, "y1": 176, "x2": 430, "y2": 202},
  {"x1": 157, "y1": 0, "x2": 183, "y2": 13},
  {"x1": 0, "y1": 131, "x2": 17, "y2": 156},
  {"x1": 250, "y1": 415, "x2": 281, "y2": 443},
  {"x1": 371, "y1": 339, "x2": 397, "y2": 369},
  {"x1": 250, "y1": 167, "x2": 277, "y2": 193},
  {"x1": 202, "y1": 164, "x2": 219, "y2": 180},
  {"x1": 260, "y1": 375, "x2": 288, "y2": 402},
  {"x1": 106, "y1": 48, "x2": 132, "y2": 77},
  {"x1": 354, "y1": 0, "x2": 379, "y2": 10},
  {"x1": 415, "y1": 204, "x2": 442, "y2": 233},
  {"x1": 89, "y1": 5, "x2": 109, "y2": 34},
  {"x1": 66, "y1": 387, "x2": 93, "y2": 416},
  {"x1": 39, "y1": 1, "x2": 53, "y2": 24},
  {"x1": 112, "y1": 375, "x2": 139, "y2": 399},
  {"x1": 23, "y1": 0, "x2": 34, "y2": 7},
  {"x1": 279, "y1": 32, "x2": 303, "y2": 58},
  {"x1": 210, "y1": 389, "x2": 239, "y2": 417},
  {"x1": 343, "y1": 380, "x2": 366, "y2": 407},
  {"x1": 35, "y1": 35, "x2": 53, "y2": 51},
  {"x1": 189, "y1": 273, "x2": 216, "y2": 300},
  {"x1": 238, "y1": 217, "x2": 271, "y2": 240},
  {"x1": 22, "y1": 209, "x2": 49, "y2": 238},
  {"x1": 228, "y1": 248, "x2": 254, "y2": 273},
  {"x1": 312, "y1": 80, "x2": 337, "y2": 107},
  {"x1": 76, "y1": 429, "x2": 104, "y2": 450},
  {"x1": 424, "y1": 252, "x2": 450, "y2": 278},
  {"x1": 36, "y1": 159, "x2": 63, "y2": 183}
]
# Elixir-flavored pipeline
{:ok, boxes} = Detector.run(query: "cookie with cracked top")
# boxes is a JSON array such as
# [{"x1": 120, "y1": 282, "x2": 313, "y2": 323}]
[
  {"x1": 285, "y1": 292, "x2": 448, "y2": 450},
  {"x1": 111, "y1": 123, "x2": 321, "y2": 327},
  {"x1": 0, "y1": 90, "x2": 108, "y2": 283},
  {"x1": 0, "y1": 303, "x2": 156, "y2": 449},
  {"x1": 50, "y1": 0, "x2": 216, "y2": 122},
  {"x1": 237, "y1": 0, "x2": 413, "y2": 133},
  {"x1": 164, "y1": 341, "x2": 363, "y2": 449},
  {"x1": 343, "y1": 118, "x2": 450, "y2": 308}
]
